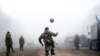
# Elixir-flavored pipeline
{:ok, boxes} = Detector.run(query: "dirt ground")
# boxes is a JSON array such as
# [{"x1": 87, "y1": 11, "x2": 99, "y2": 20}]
[{"x1": 0, "y1": 47, "x2": 100, "y2": 56}]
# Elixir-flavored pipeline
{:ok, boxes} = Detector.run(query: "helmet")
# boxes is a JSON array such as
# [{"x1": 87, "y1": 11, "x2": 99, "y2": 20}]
[{"x1": 45, "y1": 27, "x2": 49, "y2": 30}]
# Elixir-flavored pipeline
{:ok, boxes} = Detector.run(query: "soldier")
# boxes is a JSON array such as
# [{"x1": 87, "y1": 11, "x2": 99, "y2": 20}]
[
  {"x1": 39, "y1": 27, "x2": 58, "y2": 56},
  {"x1": 5, "y1": 31, "x2": 15, "y2": 56},
  {"x1": 19, "y1": 36, "x2": 25, "y2": 51},
  {"x1": 74, "y1": 34, "x2": 80, "y2": 50}
]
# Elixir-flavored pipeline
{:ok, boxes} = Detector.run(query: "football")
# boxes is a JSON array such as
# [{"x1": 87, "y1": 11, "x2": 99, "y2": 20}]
[{"x1": 50, "y1": 18, "x2": 54, "y2": 23}]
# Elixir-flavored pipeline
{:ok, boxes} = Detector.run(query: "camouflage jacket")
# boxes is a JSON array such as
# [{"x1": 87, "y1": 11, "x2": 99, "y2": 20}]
[{"x1": 39, "y1": 30, "x2": 58, "y2": 44}]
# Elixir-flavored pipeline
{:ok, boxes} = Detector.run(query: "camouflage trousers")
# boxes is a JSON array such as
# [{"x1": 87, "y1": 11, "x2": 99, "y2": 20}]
[{"x1": 45, "y1": 42, "x2": 55, "y2": 56}]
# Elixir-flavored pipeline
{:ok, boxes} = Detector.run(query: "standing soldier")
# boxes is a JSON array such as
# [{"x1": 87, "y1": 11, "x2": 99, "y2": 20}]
[
  {"x1": 74, "y1": 34, "x2": 80, "y2": 50},
  {"x1": 5, "y1": 31, "x2": 15, "y2": 56},
  {"x1": 39, "y1": 27, "x2": 58, "y2": 56},
  {"x1": 19, "y1": 35, "x2": 25, "y2": 51}
]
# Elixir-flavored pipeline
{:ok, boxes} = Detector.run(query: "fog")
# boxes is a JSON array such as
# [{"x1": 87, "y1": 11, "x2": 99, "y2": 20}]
[{"x1": 0, "y1": 0, "x2": 100, "y2": 49}]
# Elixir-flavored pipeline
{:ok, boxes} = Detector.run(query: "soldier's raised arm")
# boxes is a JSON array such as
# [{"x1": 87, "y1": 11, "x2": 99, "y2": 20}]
[{"x1": 50, "y1": 31, "x2": 58, "y2": 37}]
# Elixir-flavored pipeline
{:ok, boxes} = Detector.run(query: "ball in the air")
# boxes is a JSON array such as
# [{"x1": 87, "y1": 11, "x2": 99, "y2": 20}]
[{"x1": 50, "y1": 18, "x2": 54, "y2": 23}]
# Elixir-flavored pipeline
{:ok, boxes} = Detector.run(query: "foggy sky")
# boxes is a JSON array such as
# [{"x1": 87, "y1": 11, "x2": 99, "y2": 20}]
[{"x1": 0, "y1": 0, "x2": 100, "y2": 48}]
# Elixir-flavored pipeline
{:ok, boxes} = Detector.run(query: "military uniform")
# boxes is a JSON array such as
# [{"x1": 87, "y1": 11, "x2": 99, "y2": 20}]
[
  {"x1": 19, "y1": 36, "x2": 25, "y2": 51},
  {"x1": 5, "y1": 31, "x2": 14, "y2": 56},
  {"x1": 39, "y1": 28, "x2": 58, "y2": 56},
  {"x1": 74, "y1": 35, "x2": 80, "y2": 50}
]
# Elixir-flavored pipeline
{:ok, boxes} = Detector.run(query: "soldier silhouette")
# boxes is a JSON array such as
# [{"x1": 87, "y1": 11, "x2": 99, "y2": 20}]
[
  {"x1": 19, "y1": 35, "x2": 25, "y2": 51},
  {"x1": 39, "y1": 27, "x2": 58, "y2": 56},
  {"x1": 5, "y1": 31, "x2": 15, "y2": 56},
  {"x1": 74, "y1": 34, "x2": 80, "y2": 50}
]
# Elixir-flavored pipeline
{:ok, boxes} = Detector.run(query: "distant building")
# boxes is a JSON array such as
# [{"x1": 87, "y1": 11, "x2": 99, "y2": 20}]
[
  {"x1": 97, "y1": 21, "x2": 100, "y2": 51},
  {"x1": 90, "y1": 16, "x2": 100, "y2": 51},
  {"x1": 90, "y1": 23, "x2": 97, "y2": 39}
]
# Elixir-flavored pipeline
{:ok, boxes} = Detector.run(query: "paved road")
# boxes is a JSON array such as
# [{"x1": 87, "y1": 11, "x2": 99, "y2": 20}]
[{"x1": 0, "y1": 48, "x2": 99, "y2": 56}]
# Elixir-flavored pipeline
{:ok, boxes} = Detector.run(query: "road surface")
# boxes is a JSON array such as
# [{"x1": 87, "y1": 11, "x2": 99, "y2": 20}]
[{"x1": 0, "y1": 47, "x2": 99, "y2": 56}]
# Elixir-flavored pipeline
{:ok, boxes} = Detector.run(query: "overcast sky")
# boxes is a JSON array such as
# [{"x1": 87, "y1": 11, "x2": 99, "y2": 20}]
[{"x1": 0, "y1": 0, "x2": 100, "y2": 45}]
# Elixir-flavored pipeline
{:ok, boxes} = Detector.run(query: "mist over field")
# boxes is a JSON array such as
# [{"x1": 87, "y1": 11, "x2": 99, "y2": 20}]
[{"x1": 0, "y1": 0, "x2": 100, "y2": 52}]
